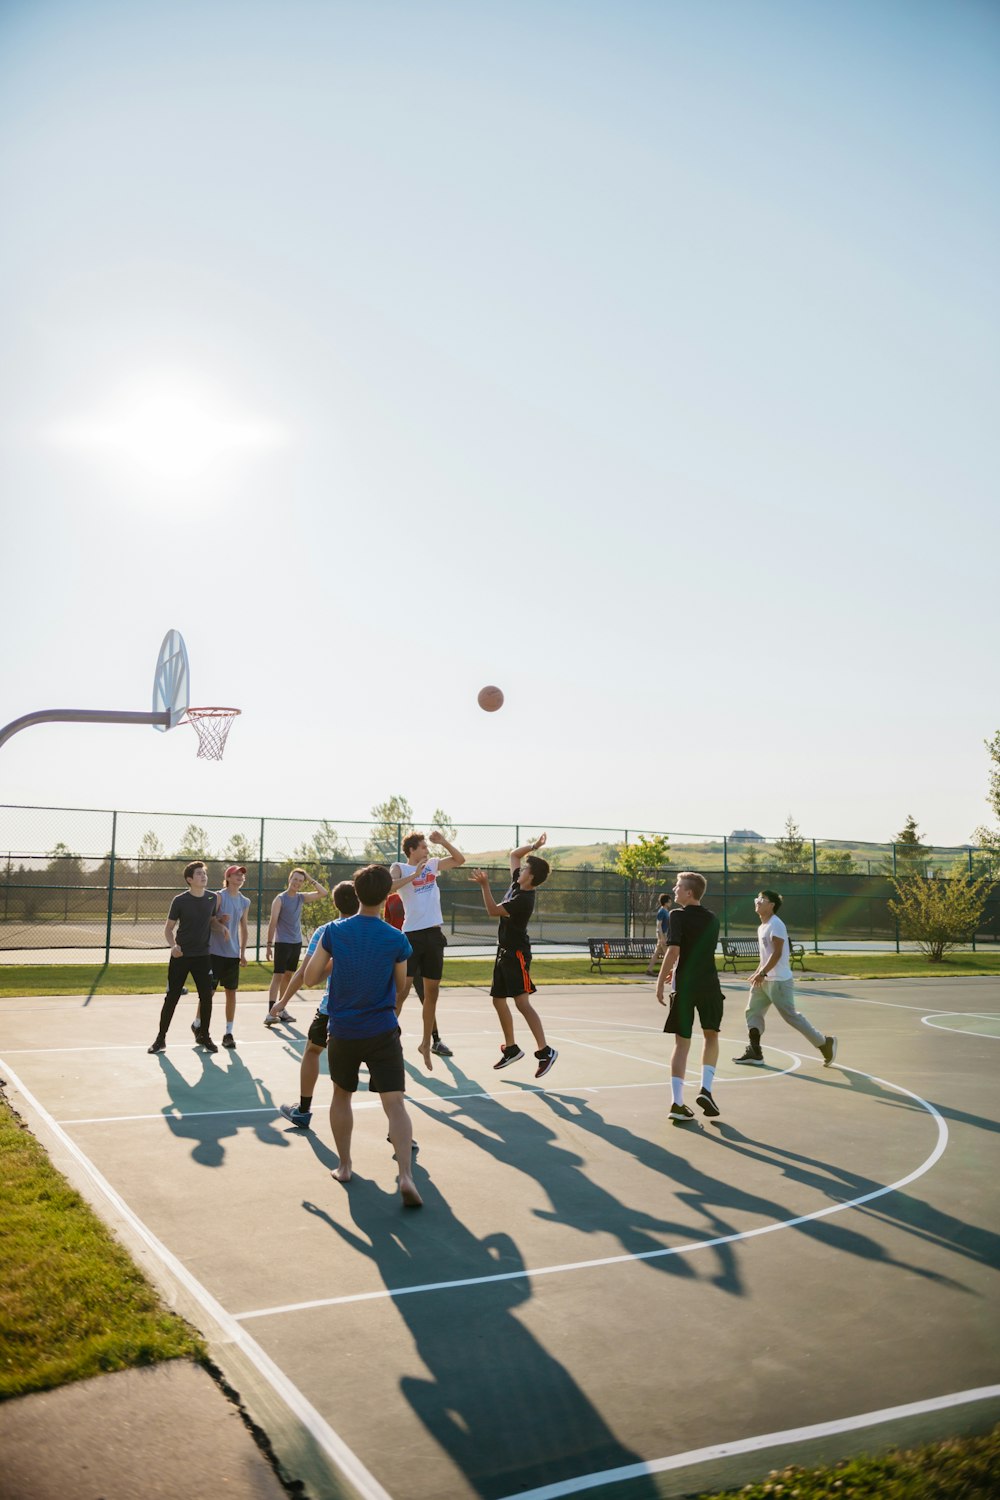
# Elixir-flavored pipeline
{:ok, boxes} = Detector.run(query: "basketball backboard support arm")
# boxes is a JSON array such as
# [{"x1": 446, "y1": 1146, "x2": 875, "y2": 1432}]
[
  {"x1": 0, "y1": 629, "x2": 191, "y2": 753},
  {"x1": 0, "y1": 707, "x2": 170, "y2": 751}
]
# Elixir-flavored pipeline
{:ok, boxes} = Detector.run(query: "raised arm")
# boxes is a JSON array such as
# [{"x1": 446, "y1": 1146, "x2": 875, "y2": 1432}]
[
  {"x1": 301, "y1": 872, "x2": 329, "y2": 903},
  {"x1": 390, "y1": 855, "x2": 428, "y2": 895},
  {"x1": 469, "y1": 868, "x2": 507, "y2": 918},
  {"x1": 431, "y1": 831, "x2": 466, "y2": 872},
  {"x1": 509, "y1": 831, "x2": 546, "y2": 873}
]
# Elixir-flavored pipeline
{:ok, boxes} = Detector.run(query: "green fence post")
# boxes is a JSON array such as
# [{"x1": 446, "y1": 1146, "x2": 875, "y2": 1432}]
[
  {"x1": 255, "y1": 818, "x2": 265, "y2": 962},
  {"x1": 892, "y1": 843, "x2": 900, "y2": 953},
  {"x1": 723, "y1": 836, "x2": 729, "y2": 938},
  {"x1": 811, "y1": 838, "x2": 819, "y2": 953},
  {"x1": 104, "y1": 810, "x2": 117, "y2": 965},
  {"x1": 624, "y1": 830, "x2": 630, "y2": 937},
  {"x1": 969, "y1": 847, "x2": 977, "y2": 951},
  {"x1": 396, "y1": 823, "x2": 401, "y2": 861}
]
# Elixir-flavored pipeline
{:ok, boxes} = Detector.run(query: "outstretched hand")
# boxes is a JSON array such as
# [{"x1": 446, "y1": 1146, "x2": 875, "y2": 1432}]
[
  {"x1": 532, "y1": 833, "x2": 547, "y2": 851},
  {"x1": 468, "y1": 869, "x2": 489, "y2": 887}
]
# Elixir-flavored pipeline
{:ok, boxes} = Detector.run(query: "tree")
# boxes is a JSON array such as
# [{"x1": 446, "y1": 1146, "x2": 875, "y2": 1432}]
[
  {"x1": 818, "y1": 849, "x2": 857, "y2": 875},
  {"x1": 293, "y1": 820, "x2": 346, "y2": 867},
  {"x1": 46, "y1": 842, "x2": 83, "y2": 879},
  {"x1": 174, "y1": 824, "x2": 213, "y2": 859},
  {"x1": 614, "y1": 834, "x2": 671, "y2": 936},
  {"x1": 223, "y1": 833, "x2": 258, "y2": 865},
  {"x1": 974, "y1": 730, "x2": 1000, "y2": 861},
  {"x1": 365, "y1": 795, "x2": 414, "y2": 860},
  {"x1": 774, "y1": 815, "x2": 808, "y2": 874},
  {"x1": 889, "y1": 869, "x2": 992, "y2": 961},
  {"x1": 890, "y1": 814, "x2": 928, "y2": 876},
  {"x1": 738, "y1": 844, "x2": 764, "y2": 874},
  {"x1": 134, "y1": 831, "x2": 165, "y2": 923}
]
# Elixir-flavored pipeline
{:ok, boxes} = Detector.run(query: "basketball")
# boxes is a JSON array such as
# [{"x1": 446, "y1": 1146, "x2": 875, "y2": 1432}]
[{"x1": 477, "y1": 685, "x2": 504, "y2": 712}]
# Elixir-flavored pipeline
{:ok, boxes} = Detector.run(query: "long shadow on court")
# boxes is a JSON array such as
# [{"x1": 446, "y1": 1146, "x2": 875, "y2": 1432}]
[
  {"x1": 303, "y1": 1177, "x2": 662, "y2": 1500},
  {"x1": 411, "y1": 1057, "x2": 970, "y2": 1298},
  {"x1": 155, "y1": 1050, "x2": 288, "y2": 1167},
  {"x1": 409, "y1": 1058, "x2": 773, "y2": 1296},
  {"x1": 729, "y1": 1068, "x2": 1000, "y2": 1276}
]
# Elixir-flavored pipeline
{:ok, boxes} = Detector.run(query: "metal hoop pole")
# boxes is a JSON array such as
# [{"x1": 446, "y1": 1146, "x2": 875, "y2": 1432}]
[{"x1": 0, "y1": 709, "x2": 170, "y2": 751}]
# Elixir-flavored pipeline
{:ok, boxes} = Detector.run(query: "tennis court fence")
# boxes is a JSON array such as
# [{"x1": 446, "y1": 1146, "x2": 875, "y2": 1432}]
[{"x1": 1, "y1": 804, "x2": 997, "y2": 959}]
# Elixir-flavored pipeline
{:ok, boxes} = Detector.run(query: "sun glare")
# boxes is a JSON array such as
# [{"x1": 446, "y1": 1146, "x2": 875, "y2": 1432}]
[{"x1": 48, "y1": 372, "x2": 289, "y2": 485}]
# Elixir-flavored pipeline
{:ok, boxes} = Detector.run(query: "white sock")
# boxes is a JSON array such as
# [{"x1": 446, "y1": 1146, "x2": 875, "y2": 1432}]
[
  {"x1": 226, "y1": 1021, "x2": 234, "y2": 1035},
  {"x1": 702, "y1": 1065, "x2": 715, "y2": 1093},
  {"x1": 671, "y1": 1077, "x2": 684, "y2": 1106}
]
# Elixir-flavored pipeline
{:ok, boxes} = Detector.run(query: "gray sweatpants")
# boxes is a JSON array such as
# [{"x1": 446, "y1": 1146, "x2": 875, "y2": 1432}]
[{"x1": 746, "y1": 978, "x2": 825, "y2": 1050}]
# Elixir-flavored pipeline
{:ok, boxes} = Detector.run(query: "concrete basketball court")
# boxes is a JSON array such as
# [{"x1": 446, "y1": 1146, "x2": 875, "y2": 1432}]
[{"x1": 2, "y1": 976, "x2": 998, "y2": 1499}]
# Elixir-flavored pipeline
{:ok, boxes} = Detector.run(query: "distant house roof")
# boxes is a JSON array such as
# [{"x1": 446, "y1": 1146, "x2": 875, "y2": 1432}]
[{"x1": 729, "y1": 829, "x2": 764, "y2": 842}]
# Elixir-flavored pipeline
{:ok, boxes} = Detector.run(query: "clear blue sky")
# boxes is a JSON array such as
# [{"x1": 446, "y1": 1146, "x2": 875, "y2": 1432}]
[{"x1": 1, "y1": 0, "x2": 997, "y2": 847}]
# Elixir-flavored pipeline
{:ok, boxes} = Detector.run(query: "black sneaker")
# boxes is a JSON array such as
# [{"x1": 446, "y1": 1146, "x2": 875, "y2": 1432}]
[
  {"x1": 696, "y1": 1089, "x2": 720, "y2": 1117},
  {"x1": 148, "y1": 1036, "x2": 166, "y2": 1054},
  {"x1": 222, "y1": 1033, "x2": 236, "y2": 1049},
  {"x1": 196, "y1": 1032, "x2": 219, "y2": 1054},
  {"x1": 820, "y1": 1035, "x2": 838, "y2": 1066},
  {"x1": 534, "y1": 1047, "x2": 558, "y2": 1080},
  {"x1": 493, "y1": 1044, "x2": 525, "y2": 1070},
  {"x1": 190, "y1": 1020, "x2": 200, "y2": 1038},
  {"x1": 733, "y1": 1045, "x2": 764, "y2": 1065},
  {"x1": 669, "y1": 1102, "x2": 696, "y2": 1122},
  {"x1": 430, "y1": 1037, "x2": 454, "y2": 1057}
]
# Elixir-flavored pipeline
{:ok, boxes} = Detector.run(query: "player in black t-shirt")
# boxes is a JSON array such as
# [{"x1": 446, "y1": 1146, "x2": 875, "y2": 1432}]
[
  {"x1": 469, "y1": 833, "x2": 558, "y2": 1079},
  {"x1": 655, "y1": 870, "x2": 725, "y2": 1122},
  {"x1": 148, "y1": 861, "x2": 226, "y2": 1055}
]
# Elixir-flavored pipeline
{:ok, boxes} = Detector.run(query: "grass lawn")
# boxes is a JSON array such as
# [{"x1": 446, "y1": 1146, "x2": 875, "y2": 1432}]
[
  {"x1": 697, "y1": 1425, "x2": 1000, "y2": 1498},
  {"x1": 2, "y1": 951, "x2": 1000, "y2": 997},
  {"x1": 0, "y1": 1096, "x2": 204, "y2": 1398}
]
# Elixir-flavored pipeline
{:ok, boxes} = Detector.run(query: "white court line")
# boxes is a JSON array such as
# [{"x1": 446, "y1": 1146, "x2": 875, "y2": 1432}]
[
  {"x1": 235, "y1": 1061, "x2": 947, "y2": 1322},
  {"x1": 491, "y1": 1384, "x2": 1000, "y2": 1500},
  {"x1": 548, "y1": 1031, "x2": 802, "y2": 1081},
  {"x1": 921, "y1": 1013, "x2": 1000, "y2": 1040},
  {"x1": 0, "y1": 1055, "x2": 394, "y2": 1500}
]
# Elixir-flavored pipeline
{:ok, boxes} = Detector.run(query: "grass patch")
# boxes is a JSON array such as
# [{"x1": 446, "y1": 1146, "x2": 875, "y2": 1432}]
[
  {"x1": 696, "y1": 1424, "x2": 1000, "y2": 1498},
  {"x1": 0, "y1": 1094, "x2": 204, "y2": 1398},
  {"x1": 1, "y1": 951, "x2": 1000, "y2": 999}
]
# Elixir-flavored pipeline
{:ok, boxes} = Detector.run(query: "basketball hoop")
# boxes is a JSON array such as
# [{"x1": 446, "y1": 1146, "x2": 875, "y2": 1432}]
[{"x1": 184, "y1": 707, "x2": 241, "y2": 761}]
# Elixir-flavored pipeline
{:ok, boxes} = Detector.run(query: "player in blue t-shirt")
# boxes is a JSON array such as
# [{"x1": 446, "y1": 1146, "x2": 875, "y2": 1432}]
[
  {"x1": 303, "y1": 864, "x2": 421, "y2": 1207},
  {"x1": 646, "y1": 891, "x2": 672, "y2": 976}
]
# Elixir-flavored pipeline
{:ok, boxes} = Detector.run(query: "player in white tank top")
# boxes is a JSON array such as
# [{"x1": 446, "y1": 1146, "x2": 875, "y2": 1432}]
[{"x1": 390, "y1": 829, "x2": 466, "y2": 1069}]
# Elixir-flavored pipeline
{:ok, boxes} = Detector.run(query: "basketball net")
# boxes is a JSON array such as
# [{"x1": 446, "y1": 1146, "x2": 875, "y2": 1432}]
[{"x1": 184, "y1": 707, "x2": 241, "y2": 761}]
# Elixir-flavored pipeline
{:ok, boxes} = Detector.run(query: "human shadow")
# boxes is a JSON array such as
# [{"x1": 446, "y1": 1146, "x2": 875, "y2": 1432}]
[
  {"x1": 407, "y1": 1056, "x2": 756, "y2": 1293},
  {"x1": 303, "y1": 1178, "x2": 661, "y2": 1499},
  {"x1": 155, "y1": 1049, "x2": 287, "y2": 1167},
  {"x1": 741, "y1": 1069, "x2": 1000, "y2": 1275}
]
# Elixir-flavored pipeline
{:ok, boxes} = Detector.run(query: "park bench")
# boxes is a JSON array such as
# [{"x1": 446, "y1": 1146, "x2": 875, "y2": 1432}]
[
  {"x1": 587, "y1": 937, "x2": 658, "y2": 973},
  {"x1": 720, "y1": 936, "x2": 806, "y2": 972}
]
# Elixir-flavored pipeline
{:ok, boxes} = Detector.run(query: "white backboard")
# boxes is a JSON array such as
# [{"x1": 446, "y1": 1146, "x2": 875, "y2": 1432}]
[{"x1": 152, "y1": 629, "x2": 191, "y2": 730}]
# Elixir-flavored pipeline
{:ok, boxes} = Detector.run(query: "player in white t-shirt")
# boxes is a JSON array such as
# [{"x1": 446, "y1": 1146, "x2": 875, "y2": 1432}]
[
  {"x1": 390, "y1": 829, "x2": 466, "y2": 1070},
  {"x1": 733, "y1": 889, "x2": 837, "y2": 1066}
]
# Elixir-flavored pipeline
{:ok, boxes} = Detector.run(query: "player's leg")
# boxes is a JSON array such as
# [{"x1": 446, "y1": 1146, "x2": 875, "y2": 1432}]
[
  {"x1": 191, "y1": 958, "x2": 217, "y2": 1050},
  {"x1": 669, "y1": 1034, "x2": 694, "y2": 1120},
  {"x1": 329, "y1": 1084, "x2": 355, "y2": 1181},
  {"x1": 280, "y1": 1011, "x2": 328, "y2": 1128},
  {"x1": 150, "y1": 957, "x2": 190, "y2": 1050},
  {"x1": 510, "y1": 952, "x2": 556, "y2": 1078},
  {"x1": 768, "y1": 979, "x2": 834, "y2": 1059},
  {"x1": 734, "y1": 982, "x2": 769, "y2": 1062},
  {"x1": 695, "y1": 996, "x2": 719, "y2": 1116},
  {"x1": 490, "y1": 950, "x2": 524, "y2": 1068}
]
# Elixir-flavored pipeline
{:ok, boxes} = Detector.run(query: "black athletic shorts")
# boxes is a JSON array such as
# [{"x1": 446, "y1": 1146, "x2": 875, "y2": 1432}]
[
  {"x1": 490, "y1": 947, "x2": 536, "y2": 999},
  {"x1": 211, "y1": 956, "x2": 241, "y2": 992},
  {"x1": 328, "y1": 1026, "x2": 405, "y2": 1093},
  {"x1": 273, "y1": 941, "x2": 302, "y2": 975},
  {"x1": 308, "y1": 1009, "x2": 329, "y2": 1048},
  {"x1": 662, "y1": 987, "x2": 724, "y2": 1040},
  {"x1": 406, "y1": 926, "x2": 447, "y2": 983}
]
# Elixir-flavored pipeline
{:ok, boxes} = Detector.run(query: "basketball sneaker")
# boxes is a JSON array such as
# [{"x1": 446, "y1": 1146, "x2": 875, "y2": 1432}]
[{"x1": 493, "y1": 1044, "x2": 524, "y2": 1070}]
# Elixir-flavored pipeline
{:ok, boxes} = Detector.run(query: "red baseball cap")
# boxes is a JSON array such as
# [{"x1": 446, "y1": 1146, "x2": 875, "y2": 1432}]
[{"x1": 224, "y1": 865, "x2": 247, "y2": 878}]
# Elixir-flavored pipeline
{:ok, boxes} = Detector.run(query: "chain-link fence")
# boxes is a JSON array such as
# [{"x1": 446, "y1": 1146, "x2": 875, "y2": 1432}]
[{"x1": 1, "y1": 804, "x2": 997, "y2": 958}]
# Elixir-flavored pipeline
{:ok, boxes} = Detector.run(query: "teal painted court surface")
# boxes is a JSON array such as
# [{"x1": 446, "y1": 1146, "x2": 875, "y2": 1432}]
[{"x1": 2, "y1": 977, "x2": 998, "y2": 1499}]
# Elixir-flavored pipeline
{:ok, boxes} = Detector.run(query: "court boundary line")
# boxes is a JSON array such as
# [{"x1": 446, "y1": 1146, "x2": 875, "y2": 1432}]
[
  {"x1": 235, "y1": 1059, "x2": 947, "y2": 1322},
  {"x1": 0, "y1": 1055, "x2": 394, "y2": 1500},
  {"x1": 921, "y1": 1013, "x2": 1000, "y2": 1039},
  {"x1": 490, "y1": 1383, "x2": 1000, "y2": 1500}
]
